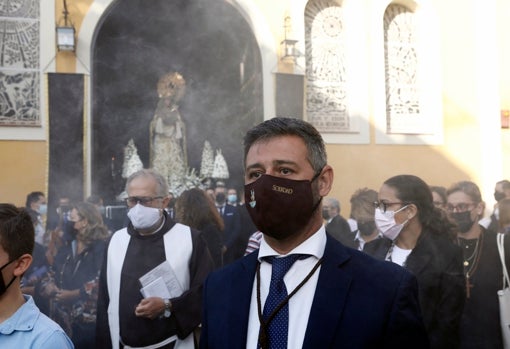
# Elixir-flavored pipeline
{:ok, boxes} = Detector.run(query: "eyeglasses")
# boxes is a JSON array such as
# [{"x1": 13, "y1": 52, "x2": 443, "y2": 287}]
[
  {"x1": 373, "y1": 201, "x2": 408, "y2": 213},
  {"x1": 126, "y1": 196, "x2": 163, "y2": 206},
  {"x1": 445, "y1": 203, "x2": 476, "y2": 213}
]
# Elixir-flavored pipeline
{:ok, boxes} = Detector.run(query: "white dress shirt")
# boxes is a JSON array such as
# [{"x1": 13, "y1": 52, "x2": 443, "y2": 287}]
[{"x1": 246, "y1": 226, "x2": 326, "y2": 349}]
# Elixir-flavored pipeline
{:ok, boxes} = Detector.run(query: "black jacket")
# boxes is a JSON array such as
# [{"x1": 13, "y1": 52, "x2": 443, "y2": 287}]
[{"x1": 364, "y1": 232, "x2": 465, "y2": 349}]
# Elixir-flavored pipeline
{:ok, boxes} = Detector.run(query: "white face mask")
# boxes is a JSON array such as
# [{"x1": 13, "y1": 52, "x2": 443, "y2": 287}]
[
  {"x1": 127, "y1": 203, "x2": 162, "y2": 230},
  {"x1": 374, "y1": 205, "x2": 409, "y2": 241}
]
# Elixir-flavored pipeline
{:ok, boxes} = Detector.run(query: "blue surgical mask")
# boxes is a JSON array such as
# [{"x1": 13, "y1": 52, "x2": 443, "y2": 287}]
[
  {"x1": 227, "y1": 194, "x2": 237, "y2": 204},
  {"x1": 38, "y1": 204, "x2": 47, "y2": 215}
]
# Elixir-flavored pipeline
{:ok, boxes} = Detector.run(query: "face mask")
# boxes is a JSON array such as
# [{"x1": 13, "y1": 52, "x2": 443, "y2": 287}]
[
  {"x1": 227, "y1": 194, "x2": 237, "y2": 204},
  {"x1": 98, "y1": 206, "x2": 106, "y2": 216},
  {"x1": 244, "y1": 173, "x2": 321, "y2": 241},
  {"x1": 127, "y1": 203, "x2": 162, "y2": 230},
  {"x1": 450, "y1": 211, "x2": 475, "y2": 233},
  {"x1": 0, "y1": 259, "x2": 17, "y2": 296},
  {"x1": 322, "y1": 209, "x2": 330, "y2": 220},
  {"x1": 495, "y1": 191, "x2": 506, "y2": 202},
  {"x1": 38, "y1": 204, "x2": 47, "y2": 215},
  {"x1": 358, "y1": 221, "x2": 377, "y2": 237},
  {"x1": 215, "y1": 193, "x2": 226, "y2": 204},
  {"x1": 374, "y1": 206, "x2": 409, "y2": 241}
]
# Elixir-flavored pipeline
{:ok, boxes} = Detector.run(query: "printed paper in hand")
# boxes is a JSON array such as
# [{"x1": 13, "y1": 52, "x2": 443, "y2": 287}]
[{"x1": 139, "y1": 261, "x2": 183, "y2": 299}]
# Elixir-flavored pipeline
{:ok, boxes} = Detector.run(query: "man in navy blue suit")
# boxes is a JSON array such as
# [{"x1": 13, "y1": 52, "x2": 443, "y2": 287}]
[{"x1": 200, "y1": 117, "x2": 429, "y2": 349}]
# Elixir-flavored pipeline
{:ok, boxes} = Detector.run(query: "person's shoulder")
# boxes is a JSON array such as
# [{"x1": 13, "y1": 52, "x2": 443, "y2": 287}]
[
  {"x1": 30, "y1": 312, "x2": 75, "y2": 348},
  {"x1": 363, "y1": 236, "x2": 390, "y2": 254},
  {"x1": 207, "y1": 252, "x2": 257, "y2": 280},
  {"x1": 328, "y1": 238, "x2": 413, "y2": 287}
]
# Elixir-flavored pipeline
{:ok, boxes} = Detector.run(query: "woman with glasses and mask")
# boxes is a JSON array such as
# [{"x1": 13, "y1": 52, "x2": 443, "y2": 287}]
[
  {"x1": 364, "y1": 174, "x2": 465, "y2": 349},
  {"x1": 36, "y1": 201, "x2": 108, "y2": 349},
  {"x1": 446, "y1": 180, "x2": 510, "y2": 349}
]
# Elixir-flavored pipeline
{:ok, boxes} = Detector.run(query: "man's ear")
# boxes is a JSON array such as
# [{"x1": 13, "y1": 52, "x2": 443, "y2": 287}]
[
  {"x1": 161, "y1": 195, "x2": 171, "y2": 209},
  {"x1": 318, "y1": 165, "x2": 334, "y2": 197},
  {"x1": 13, "y1": 254, "x2": 32, "y2": 277}
]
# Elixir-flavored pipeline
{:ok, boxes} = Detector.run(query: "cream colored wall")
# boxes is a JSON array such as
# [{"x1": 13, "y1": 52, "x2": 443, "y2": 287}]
[
  {"x1": 0, "y1": 141, "x2": 47, "y2": 207},
  {"x1": 1, "y1": 0, "x2": 509, "y2": 214}
]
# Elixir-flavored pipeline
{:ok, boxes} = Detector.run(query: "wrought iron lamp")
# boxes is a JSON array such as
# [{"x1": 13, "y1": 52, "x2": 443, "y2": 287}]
[{"x1": 56, "y1": 0, "x2": 75, "y2": 51}]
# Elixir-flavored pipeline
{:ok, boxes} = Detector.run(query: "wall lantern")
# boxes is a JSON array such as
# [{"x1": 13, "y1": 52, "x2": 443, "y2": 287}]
[
  {"x1": 56, "y1": 0, "x2": 76, "y2": 51},
  {"x1": 281, "y1": 16, "x2": 299, "y2": 62}
]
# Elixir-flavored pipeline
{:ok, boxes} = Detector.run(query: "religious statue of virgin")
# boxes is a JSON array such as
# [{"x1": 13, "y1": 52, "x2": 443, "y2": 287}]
[{"x1": 150, "y1": 72, "x2": 188, "y2": 185}]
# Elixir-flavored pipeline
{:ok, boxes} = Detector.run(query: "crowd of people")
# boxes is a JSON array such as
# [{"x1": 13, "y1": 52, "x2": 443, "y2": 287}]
[{"x1": 2, "y1": 117, "x2": 510, "y2": 348}]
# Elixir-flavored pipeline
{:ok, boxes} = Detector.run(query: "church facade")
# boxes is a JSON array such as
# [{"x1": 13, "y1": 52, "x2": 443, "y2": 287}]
[{"x1": 0, "y1": 0, "x2": 509, "y2": 213}]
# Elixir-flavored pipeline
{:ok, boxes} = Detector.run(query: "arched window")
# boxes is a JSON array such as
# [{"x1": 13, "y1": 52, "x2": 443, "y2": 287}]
[
  {"x1": 384, "y1": 3, "x2": 424, "y2": 134},
  {"x1": 305, "y1": 0, "x2": 350, "y2": 133},
  {"x1": 375, "y1": 1, "x2": 442, "y2": 144}
]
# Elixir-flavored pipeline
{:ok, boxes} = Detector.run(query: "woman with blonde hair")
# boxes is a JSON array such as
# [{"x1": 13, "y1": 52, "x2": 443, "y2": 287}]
[{"x1": 37, "y1": 201, "x2": 108, "y2": 348}]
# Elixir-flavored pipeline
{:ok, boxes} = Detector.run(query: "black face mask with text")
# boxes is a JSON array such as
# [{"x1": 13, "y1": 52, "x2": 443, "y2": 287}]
[{"x1": 244, "y1": 173, "x2": 321, "y2": 241}]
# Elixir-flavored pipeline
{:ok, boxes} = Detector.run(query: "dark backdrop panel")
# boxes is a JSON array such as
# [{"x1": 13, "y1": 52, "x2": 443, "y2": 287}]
[
  {"x1": 275, "y1": 73, "x2": 304, "y2": 119},
  {"x1": 47, "y1": 73, "x2": 84, "y2": 229}
]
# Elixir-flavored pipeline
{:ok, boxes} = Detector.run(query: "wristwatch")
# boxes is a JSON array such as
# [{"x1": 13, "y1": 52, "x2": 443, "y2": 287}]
[{"x1": 163, "y1": 298, "x2": 171, "y2": 318}]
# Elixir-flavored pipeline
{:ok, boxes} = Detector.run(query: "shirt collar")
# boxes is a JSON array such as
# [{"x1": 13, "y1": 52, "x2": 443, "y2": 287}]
[
  {"x1": 354, "y1": 230, "x2": 382, "y2": 242},
  {"x1": 257, "y1": 225, "x2": 327, "y2": 261},
  {"x1": 0, "y1": 295, "x2": 38, "y2": 334}
]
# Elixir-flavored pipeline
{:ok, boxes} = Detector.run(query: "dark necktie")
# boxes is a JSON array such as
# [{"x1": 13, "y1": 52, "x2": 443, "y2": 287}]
[{"x1": 260, "y1": 254, "x2": 308, "y2": 349}]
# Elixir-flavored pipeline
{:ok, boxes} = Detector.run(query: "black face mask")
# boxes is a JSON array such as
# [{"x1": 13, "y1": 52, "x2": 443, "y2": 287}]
[
  {"x1": 215, "y1": 193, "x2": 226, "y2": 204},
  {"x1": 494, "y1": 191, "x2": 506, "y2": 202},
  {"x1": 357, "y1": 221, "x2": 377, "y2": 237},
  {"x1": 322, "y1": 209, "x2": 330, "y2": 220},
  {"x1": 0, "y1": 259, "x2": 17, "y2": 296},
  {"x1": 451, "y1": 211, "x2": 475, "y2": 233},
  {"x1": 244, "y1": 173, "x2": 321, "y2": 241}
]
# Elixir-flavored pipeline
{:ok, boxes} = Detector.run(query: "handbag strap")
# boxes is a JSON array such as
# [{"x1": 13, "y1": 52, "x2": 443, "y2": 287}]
[{"x1": 497, "y1": 233, "x2": 510, "y2": 289}]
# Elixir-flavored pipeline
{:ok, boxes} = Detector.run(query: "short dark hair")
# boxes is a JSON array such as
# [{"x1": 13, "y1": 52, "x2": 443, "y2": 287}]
[
  {"x1": 0, "y1": 204, "x2": 34, "y2": 260},
  {"x1": 497, "y1": 180, "x2": 510, "y2": 191},
  {"x1": 25, "y1": 191, "x2": 44, "y2": 208},
  {"x1": 243, "y1": 117, "x2": 327, "y2": 174}
]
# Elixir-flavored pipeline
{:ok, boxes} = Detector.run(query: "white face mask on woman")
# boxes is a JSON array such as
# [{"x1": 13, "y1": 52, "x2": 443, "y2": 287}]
[
  {"x1": 374, "y1": 205, "x2": 409, "y2": 241},
  {"x1": 127, "y1": 203, "x2": 161, "y2": 230}
]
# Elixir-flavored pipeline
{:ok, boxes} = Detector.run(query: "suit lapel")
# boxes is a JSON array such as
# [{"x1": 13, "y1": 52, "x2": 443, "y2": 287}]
[{"x1": 302, "y1": 237, "x2": 352, "y2": 349}]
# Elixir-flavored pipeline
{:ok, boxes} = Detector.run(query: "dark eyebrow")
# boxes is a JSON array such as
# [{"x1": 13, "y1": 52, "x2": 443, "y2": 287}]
[{"x1": 245, "y1": 160, "x2": 298, "y2": 172}]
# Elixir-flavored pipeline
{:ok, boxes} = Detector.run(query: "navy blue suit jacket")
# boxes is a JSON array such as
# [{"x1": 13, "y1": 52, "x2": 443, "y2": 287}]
[{"x1": 200, "y1": 235, "x2": 429, "y2": 349}]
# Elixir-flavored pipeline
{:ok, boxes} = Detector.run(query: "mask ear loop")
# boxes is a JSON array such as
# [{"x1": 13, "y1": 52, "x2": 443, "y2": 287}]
[
  {"x1": 310, "y1": 167, "x2": 325, "y2": 214},
  {"x1": 0, "y1": 258, "x2": 19, "y2": 293}
]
